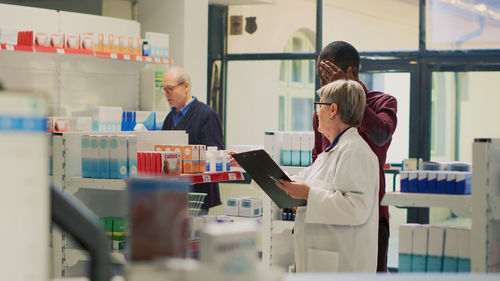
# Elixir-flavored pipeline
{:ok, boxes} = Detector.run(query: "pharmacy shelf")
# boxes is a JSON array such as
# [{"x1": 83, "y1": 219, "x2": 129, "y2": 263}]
[
  {"x1": 381, "y1": 191, "x2": 471, "y2": 218},
  {"x1": 219, "y1": 215, "x2": 263, "y2": 224},
  {"x1": 491, "y1": 196, "x2": 500, "y2": 220},
  {"x1": 182, "y1": 171, "x2": 244, "y2": 184},
  {"x1": 0, "y1": 44, "x2": 172, "y2": 64},
  {"x1": 65, "y1": 171, "x2": 244, "y2": 194},
  {"x1": 280, "y1": 166, "x2": 306, "y2": 175},
  {"x1": 65, "y1": 249, "x2": 125, "y2": 267},
  {"x1": 64, "y1": 177, "x2": 127, "y2": 194},
  {"x1": 272, "y1": 220, "x2": 294, "y2": 233}
]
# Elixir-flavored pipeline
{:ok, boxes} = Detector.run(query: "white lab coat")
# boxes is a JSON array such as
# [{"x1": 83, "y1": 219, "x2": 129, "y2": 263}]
[{"x1": 292, "y1": 127, "x2": 379, "y2": 272}]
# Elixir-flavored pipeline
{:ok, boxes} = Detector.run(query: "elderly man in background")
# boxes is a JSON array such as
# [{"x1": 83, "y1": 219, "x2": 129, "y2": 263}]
[{"x1": 161, "y1": 66, "x2": 225, "y2": 213}]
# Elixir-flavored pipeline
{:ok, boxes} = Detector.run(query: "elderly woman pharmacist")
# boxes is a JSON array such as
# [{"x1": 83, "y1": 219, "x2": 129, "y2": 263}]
[{"x1": 276, "y1": 80, "x2": 379, "y2": 272}]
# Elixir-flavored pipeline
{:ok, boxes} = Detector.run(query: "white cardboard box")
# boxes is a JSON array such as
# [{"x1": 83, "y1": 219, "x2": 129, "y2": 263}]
[{"x1": 238, "y1": 197, "x2": 263, "y2": 217}]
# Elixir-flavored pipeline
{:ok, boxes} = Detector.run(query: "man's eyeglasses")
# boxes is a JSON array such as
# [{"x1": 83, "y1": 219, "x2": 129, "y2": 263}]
[
  {"x1": 314, "y1": 102, "x2": 333, "y2": 112},
  {"x1": 161, "y1": 81, "x2": 185, "y2": 94}
]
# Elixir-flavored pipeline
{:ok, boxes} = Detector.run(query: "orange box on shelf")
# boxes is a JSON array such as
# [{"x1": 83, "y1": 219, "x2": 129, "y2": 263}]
[
  {"x1": 127, "y1": 36, "x2": 134, "y2": 55},
  {"x1": 118, "y1": 35, "x2": 126, "y2": 54},
  {"x1": 161, "y1": 151, "x2": 181, "y2": 175},
  {"x1": 50, "y1": 33, "x2": 64, "y2": 48},
  {"x1": 136, "y1": 37, "x2": 142, "y2": 55},
  {"x1": 65, "y1": 34, "x2": 79, "y2": 49},
  {"x1": 96, "y1": 33, "x2": 105, "y2": 52},
  {"x1": 103, "y1": 33, "x2": 114, "y2": 52},
  {"x1": 34, "y1": 32, "x2": 49, "y2": 46},
  {"x1": 80, "y1": 33, "x2": 96, "y2": 50}
]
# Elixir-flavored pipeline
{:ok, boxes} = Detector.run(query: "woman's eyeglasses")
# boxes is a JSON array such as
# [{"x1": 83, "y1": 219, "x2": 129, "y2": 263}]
[{"x1": 314, "y1": 102, "x2": 333, "y2": 112}]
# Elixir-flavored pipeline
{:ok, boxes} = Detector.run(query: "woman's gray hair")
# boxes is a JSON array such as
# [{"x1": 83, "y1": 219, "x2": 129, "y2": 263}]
[{"x1": 317, "y1": 80, "x2": 366, "y2": 127}]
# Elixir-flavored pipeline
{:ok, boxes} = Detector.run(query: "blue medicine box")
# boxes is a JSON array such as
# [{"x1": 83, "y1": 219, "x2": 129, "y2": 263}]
[
  {"x1": 427, "y1": 171, "x2": 437, "y2": 193},
  {"x1": 446, "y1": 172, "x2": 456, "y2": 194},
  {"x1": 400, "y1": 171, "x2": 409, "y2": 192},
  {"x1": 455, "y1": 172, "x2": 472, "y2": 195},
  {"x1": 437, "y1": 172, "x2": 447, "y2": 194},
  {"x1": 408, "y1": 171, "x2": 419, "y2": 193},
  {"x1": 417, "y1": 171, "x2": 428, "y2": 193}
]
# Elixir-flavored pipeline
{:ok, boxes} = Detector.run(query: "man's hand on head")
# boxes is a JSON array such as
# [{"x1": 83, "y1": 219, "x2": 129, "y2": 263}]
[{"x1": 319, "y1": 61, "x2": 357, "y2": 84}]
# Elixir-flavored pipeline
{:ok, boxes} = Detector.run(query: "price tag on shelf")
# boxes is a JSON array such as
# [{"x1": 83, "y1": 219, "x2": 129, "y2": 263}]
[
  {"x1": 110, "y1": 53, "x2": 118, "y2": 59},
  {"x1": 56, "y1": 48, "x2": 65, "y2": 54},
  {"x1": 228, "y1": 173, "x2": 237, "y2": 181},
  {"x1": 202, "y1": 175, "x2": 211, "y2": 183},
  {"x1": 123, "y1": 54, "x2": 131, "y2": 60},
  {"x1": 6, "y1": 45, "x2": 14, "y2": 51}
]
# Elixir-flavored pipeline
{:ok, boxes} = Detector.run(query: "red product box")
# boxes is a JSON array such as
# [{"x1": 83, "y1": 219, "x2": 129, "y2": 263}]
[
  {"x1": 50, "y1": 33, "x2": 64, "y2": 48},
  {"x1": 137, "y1": 152, "x2": 143, "y2": 174},
  {"x1": 155, "y1": 152, "x2": 162, "y2": 176},
  {"x1": 65, "y1": 34, "x2": 80, "y2": 49},
  {"x1": 34, "y1": 32, "x2": 49, "y2": 46},
  {"x1": 145, "y1": 152, "x2": 152, "y2": 176}
]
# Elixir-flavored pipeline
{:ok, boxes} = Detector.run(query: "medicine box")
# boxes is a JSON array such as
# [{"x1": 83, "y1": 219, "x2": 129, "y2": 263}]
[
  {"x1": 291, "y1": 133, "x2": 301, "y2": 166},
  {"x1": 437, "y1": 172, "x2": 447, "y2": 194},
  {"x1": 81, "y1": 135, "x2": 91, "y2": 178},
  {"x1": 446, "y1": 172, "x2": 456, "y2": 194},
  {"x1": 426, "y1": 226, "x2": 445, "y2": 272},
  {"x1": 411, "y1": 225, "x2": 429, "y2": 272},
  {"x1": 200, "y1": 222, "x2": 258, "y2": 274},
  {"x1": 417, "y1": 171, "x2": 428, "y2": 193},
  {"x1": 399, "y1": 224, "x2": 414, "y2": 272},
  {"x1": 127, "y1": 136, "x2": 137, "y2": 177},
  {"x1": 458, "y1": 228, "x2": 471, "y2": 272},
  {"x1": 224, "y1": 198, "x2": 240, "y2": 216},
  {"x1": 98, "y1": 136, "x2": 110, "y2": 179},
  {"x1": 109, "y1": 136, "x2": 128, "y2": 179},
  {"x1": 408, "y1": 171, "x2": 418, "y2": 193},
  {"x1": 400, "y1": 171, "x2": 409, "y2": 192},
  {"x1": 280, "y1": 132, "x2": 292, "y2": 166},
  {"x1": 455, "y1": 172, "x2": 472, "y2": 195},
  {"x1": 427, "y1": 171, "x2": 437, "y2": 193},
  {"x1": 89, "y1": 136, "x2": 100, "y2": 178},
  {"x1": 239, "y1": 197, "x2": 263, "y2": 217},
  {"x1": 160, "y1": 151, "x2": 181, "y2": 175},
  {"x1": 443, "y1": 227, "x2": 460, "y2": 272}
]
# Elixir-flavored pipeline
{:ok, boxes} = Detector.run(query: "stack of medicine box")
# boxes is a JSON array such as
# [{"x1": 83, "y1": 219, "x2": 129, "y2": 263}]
[
  {"x1": 136, "y1": 150, "x2": 182, "y2": 176},
  {"x1": 264, "y1": 131, "x2": 314, "y2": 167},
  {"x1": 145, "y1": 32, "x2": 169, "y2": 58},
  {"x1": 399, "y1": 224, "x2": 471, "y2": 272},
  {"x1": 224, "y1": 197, "x2": 263, "y2": 217},
  {"x1": 92, "y1": 106, "x2": 123, "y2": 132},
  {"x1": 400, "y1": 170, "x2": 471, "y2": 195},
  {"x1": 98, "y1": 217, "x2": 128, "y2": 252},
  {"x1": 81, "y1": 135, "x2": 137, "y2": 179},
  {"x1": 154, "y1": 145, "x2": 206, "y2": 174}
]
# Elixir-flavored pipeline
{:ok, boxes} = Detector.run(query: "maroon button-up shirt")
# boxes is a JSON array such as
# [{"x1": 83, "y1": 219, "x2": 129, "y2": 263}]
[{"x1": 312, "y1": 82, "x2": 398, "y2": 222}]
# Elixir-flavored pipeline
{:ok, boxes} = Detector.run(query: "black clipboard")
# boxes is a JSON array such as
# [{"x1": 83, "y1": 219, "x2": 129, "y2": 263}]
[{"x1": 232, "y1": 149, "x2": 307, "y2": 208}]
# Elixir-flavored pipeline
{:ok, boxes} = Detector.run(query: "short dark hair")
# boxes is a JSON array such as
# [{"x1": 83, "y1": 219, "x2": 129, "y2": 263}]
[{"x1": 319, "y1": 41, "x2": 360, "y2": 72}]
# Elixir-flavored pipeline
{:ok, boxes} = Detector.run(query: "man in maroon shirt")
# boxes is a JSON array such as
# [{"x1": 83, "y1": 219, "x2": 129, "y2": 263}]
[{"x1": 312, "y1": 41, "x2": 398, "y2": 272}]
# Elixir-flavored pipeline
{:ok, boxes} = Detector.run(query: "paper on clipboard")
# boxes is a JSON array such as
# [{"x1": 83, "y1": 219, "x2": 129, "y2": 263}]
[{"x1": 232, "y1": 149, "x2": 307, "y2": 208}]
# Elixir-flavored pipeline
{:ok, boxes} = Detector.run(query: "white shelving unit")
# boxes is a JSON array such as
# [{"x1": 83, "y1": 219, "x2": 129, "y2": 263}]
[
  {"x1": 382, "y1": 192, "x2": 471, "y2": 218},
  {"x1": 381, "y1": 138, "x2": 500, "y2": 273}
]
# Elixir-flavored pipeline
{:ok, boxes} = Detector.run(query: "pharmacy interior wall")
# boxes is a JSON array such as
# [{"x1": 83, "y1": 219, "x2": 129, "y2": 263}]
[{"x1": 138, "y1": 0, "x2": 208, "y2": 104}]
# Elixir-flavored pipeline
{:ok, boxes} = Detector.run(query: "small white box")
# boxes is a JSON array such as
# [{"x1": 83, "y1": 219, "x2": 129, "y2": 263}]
[
  {"x1": 200, "y1": 222, "x2": 258, "y2": 274},
  {"x1": 81, "y1": 135, "x2": 91, "y2": 178},
  {"x1": 127, "y1": 136, "x2": 137, "y2": 177},
  {"x1": 444, "y1": 227, "x2": 461, "y2": 258},
  {"x1": 427, "y1": 226, "x2": 446, "y2": 257},
  {"x1": 109, "y1": 136, "x2": 128, "y2": 179},
  {"x1": 0, "y1": 28, "x2": 18, "y2": 45},
  {"x1": 70, "y1": 116, "x2": 92, "y2": 132},
  {"x1": 224, "y1": 198, "x2": 240, "y2": 216},
  {"x1": 238, "y1": 197, "x2": 263, "y2": 217},
  {"x1": 98, "y1": 136, "x2": 110, "y2": 179},
  {"x1": 458, "y1": 228, "x2": 471, "y2": 259},
  {"x1": 412, "y1": 225, "x2": 429, "y2": 256},
  {"x1": 399, "y1": 224, "x2": 415, "y2": 255},
  {"x1": 89, "y1": 136, "x2": 100, "y2": 178}
]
